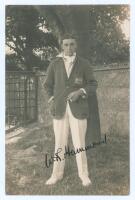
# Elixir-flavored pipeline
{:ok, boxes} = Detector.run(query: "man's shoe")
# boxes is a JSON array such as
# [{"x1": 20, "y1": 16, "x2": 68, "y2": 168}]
[
  {"x1": 81, "y1": 176, "x2": 92, "y2": 187},
  {"x1": 45, "y1": 175, "x2": 63, "y2": 185}
]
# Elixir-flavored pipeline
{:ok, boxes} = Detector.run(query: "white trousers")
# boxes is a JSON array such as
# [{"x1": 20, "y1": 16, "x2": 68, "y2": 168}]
[{"x1": 52, "y1": 102, "x2": 89, "y2": 179}]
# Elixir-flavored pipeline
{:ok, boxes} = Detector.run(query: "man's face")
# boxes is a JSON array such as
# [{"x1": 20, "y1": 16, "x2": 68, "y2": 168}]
[{"x1": 62, "y1": 39, "x2": 77, "y2": 56}]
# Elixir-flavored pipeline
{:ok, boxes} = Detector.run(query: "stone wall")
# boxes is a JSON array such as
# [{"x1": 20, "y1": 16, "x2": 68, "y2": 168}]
[
  {"x1": 37, "y1": 67, "x2": 129, "y2": 135},
  {"x1": 95, "y1": 67, "x2": 129, "y2": 135}
]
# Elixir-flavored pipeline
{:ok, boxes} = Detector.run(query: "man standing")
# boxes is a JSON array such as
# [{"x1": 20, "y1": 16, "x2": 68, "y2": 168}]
[{"x1": 44, "y1": 33, "x2": 98, "y2": 186}]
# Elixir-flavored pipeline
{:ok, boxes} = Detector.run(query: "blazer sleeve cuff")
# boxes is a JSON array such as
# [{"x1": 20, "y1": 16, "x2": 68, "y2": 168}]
[
  {"x1": 80, "y1": 88, "x2": 87, "y2": 95},
  {"x1": 79, "y1": 88, "x2": 87, "y2": 98}
]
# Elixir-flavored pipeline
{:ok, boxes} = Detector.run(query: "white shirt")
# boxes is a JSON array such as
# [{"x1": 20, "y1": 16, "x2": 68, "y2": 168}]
[{"x1": 57, "y1": 52, "x2": 76, "y2": 78}]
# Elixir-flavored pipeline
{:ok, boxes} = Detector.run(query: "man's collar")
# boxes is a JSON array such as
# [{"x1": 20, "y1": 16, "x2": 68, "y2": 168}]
[
  {"x1": 56, "y1": 52, "x2": 76, "y2": 61},
  {"x1": 63, "y1": 52, "x2": 76, "y2": 59}
]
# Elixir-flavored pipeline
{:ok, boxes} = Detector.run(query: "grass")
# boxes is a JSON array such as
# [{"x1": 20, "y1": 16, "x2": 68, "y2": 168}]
[{"x1": 6, "y1": 123, "x2": 129, "y2": 195}]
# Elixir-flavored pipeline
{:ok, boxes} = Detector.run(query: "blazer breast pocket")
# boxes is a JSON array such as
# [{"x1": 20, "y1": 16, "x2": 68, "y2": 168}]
[{"x1": 74, "y1": 77, "x2": 83, "y2": 86}]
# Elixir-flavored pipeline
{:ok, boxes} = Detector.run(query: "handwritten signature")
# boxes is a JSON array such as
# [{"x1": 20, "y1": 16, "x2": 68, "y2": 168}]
[{"x1": 44, "y1": 135, "x2": 107, "y2": 168}]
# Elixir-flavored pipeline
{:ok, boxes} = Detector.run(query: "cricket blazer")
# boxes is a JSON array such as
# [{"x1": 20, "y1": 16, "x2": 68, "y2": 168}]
[{"x1": 44, "y1": 55, "x2": 98, "y2": 119}]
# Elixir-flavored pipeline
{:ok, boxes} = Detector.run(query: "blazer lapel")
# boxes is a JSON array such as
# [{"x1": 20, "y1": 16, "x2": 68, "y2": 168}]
[
  {"x1": 68, "y1": 55, "x2": 78, "y2": 80},
  {"x1": 60, "y1": 58, "x2": 68, "y2": 80},
  {"x1": 59, "y1": 55, "x2": 78, "y2": 80}
]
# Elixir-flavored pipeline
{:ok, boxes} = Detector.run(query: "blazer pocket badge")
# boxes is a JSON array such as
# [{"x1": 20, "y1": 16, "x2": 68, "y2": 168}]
[{"x1": 74, "y1": 77, "x2": 83, "y2": 85}]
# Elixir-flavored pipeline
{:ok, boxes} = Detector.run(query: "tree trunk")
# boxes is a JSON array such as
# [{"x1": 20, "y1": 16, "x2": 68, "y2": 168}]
[{"x1": 36, "y1": 5, "x2": 90, "y2": 59}]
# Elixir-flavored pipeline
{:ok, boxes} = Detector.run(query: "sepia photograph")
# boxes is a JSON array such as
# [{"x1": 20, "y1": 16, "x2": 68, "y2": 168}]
[{"x1": 5, "y1": 4, "x2": 130, "y2": 195}]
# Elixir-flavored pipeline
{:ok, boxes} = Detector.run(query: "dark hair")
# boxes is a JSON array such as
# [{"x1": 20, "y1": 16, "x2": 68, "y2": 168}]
[{"x1": 61, "y1": 33, "x2": 78, "y2": 42}]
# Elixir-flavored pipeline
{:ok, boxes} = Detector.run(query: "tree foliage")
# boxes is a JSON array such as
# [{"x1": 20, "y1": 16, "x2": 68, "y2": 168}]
[
  {"x1": 6, "y1": 5, "x2": 129, "y2": 71},
  {"x1": 88, "y1": 5, "x2": 129, "y2": 64},
  {"x1": 6, "y1": 6, "x2": 59, "y2": 71},
  {"x1": 36, "y1": 5, "x2": 129, "y2": 64}
]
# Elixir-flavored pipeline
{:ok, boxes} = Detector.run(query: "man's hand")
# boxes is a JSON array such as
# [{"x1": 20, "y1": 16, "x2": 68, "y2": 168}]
[{"x1": 67, "y1": 90, "x2": 84, "y2": 102}]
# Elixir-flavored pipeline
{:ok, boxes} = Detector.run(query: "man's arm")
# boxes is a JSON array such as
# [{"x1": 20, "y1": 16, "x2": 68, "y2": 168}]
[
  {"x1": 44, "y1": 61, "x2": 54, "y2": 102},
  {"x1": 83, "y1": 60, "x2": 98, "y2": 96}
]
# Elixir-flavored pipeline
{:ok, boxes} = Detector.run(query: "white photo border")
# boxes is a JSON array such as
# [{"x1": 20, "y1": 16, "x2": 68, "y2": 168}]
[{"x1": 1, "y1": 0, "x2": 134, "y2": 200}]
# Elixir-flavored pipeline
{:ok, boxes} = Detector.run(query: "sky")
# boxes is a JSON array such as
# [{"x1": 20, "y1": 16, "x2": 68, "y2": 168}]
[{"x1": 121, "y1": 19, "x2": 130, "y2": 39}]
